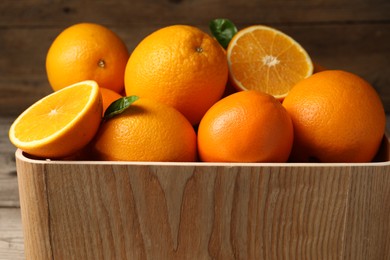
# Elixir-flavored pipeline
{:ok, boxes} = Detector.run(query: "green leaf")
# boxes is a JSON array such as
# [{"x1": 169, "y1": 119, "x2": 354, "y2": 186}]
[
  {"x1": 103, "y1": 96, "x2": 139, "y2": 120},
  {"x1": 209, "y1": 18, "x2": 238, "y2": 49}
]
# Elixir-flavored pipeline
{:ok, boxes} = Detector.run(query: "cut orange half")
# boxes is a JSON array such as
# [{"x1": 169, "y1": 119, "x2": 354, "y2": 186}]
[
  {"x1": 9, "y1": 80, "x2": 102, "y2": 158},
  {"x1": 227, "y1": 25, "x2": 313, "y2": 99}
]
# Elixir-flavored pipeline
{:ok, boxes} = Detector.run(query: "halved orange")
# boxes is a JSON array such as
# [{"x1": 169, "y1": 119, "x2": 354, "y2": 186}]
[
  {"x1": 227, "y1": 25, "x2": 313, "y2": 99},
  {"x1": 9, "y1": 80, "x2": 102, "y2": 158}
]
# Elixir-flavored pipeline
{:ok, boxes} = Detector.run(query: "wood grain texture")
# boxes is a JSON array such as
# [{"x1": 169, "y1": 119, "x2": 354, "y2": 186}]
[
  {"x1": 0, "y1": 208, "x2": 24, "y2": 260},
  {"x1": 0, "y1": 117, "x2": 19, "y2": 207},
  {"x1": 343, "y1": 165, "x2": 390, "y2": 259},
  {"x1": 16, "y1": 142, "x2": 390, "y2": 259}
]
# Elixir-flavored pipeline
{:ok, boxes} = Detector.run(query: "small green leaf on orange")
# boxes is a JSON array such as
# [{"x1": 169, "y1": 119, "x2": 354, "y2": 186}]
[
  {"x1": 103, "y1": 96, "x2": 139, "y2": 120},
  {"x1": 209, "y1": 18, "x2": 238, "y2": 49}
]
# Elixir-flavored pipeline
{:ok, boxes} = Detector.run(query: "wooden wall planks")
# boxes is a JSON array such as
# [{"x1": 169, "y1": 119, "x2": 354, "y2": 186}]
[
  {"x1": 0, "y1": 0, "x2": 389, "y2": 116},
  {"x1": 1, "y1": 0, "x2": 389, "y2": 26}
]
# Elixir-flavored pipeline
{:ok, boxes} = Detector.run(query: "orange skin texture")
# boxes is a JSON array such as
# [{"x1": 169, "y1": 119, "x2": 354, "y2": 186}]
[
  {"x1": 124, "y1": 25, "x2": 228, "y2": 125},
  {"x1": 282, "y1": 70, "x2": 386, "y2": 163},
  {"x1": 92, "y1": 98, "x2": 197, "y2": 162},
  {"x1": 197, "y1": 90, "x2": 294, "y2": 162},
  {"x1": 46, "y1": 23, "x2": 129, "y2": 93},
  {"x1": 99, "y1": 87, "x2": 123, "y2": 115}
]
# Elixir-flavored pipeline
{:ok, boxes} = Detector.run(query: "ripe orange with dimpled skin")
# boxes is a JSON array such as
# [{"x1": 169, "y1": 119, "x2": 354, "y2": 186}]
[
  {"x1": 124, "y1": 25, "x2": 228, "y2": 125},
  {"x1": 46, "y1": 23, "x2": 129, "y2": 93},
  {"x1": 198, "y1": 90, "x2": 294, "y2": 162},
  {"x1": 91, "y1": 98, "x2": 197, "y2": 162},
  {"x1": 283, "y1": 70, "x2": 386, "y2": 162}
]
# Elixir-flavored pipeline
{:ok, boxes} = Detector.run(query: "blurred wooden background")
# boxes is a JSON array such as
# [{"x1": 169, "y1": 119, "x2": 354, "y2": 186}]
[
  {"x1": 1, "y1": 0, "x2": 390, "y2": 116},
  {"x1": 0, "y1": 0, "x2": 389, "y2": 258}
]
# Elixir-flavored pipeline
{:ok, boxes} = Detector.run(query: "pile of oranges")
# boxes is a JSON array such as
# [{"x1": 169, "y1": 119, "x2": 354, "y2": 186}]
[{"x1": 9, "y1": 22, "x2": 386, "y2": 163}]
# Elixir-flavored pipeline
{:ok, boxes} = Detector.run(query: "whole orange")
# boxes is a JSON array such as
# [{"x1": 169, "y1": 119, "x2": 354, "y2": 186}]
[
  {"x1": 282, "y1": 70, "x2": 386, "y2": 162},
  {"x1": 46, "y1": 23, "x2": 129, "y2": 93},
  {"x1": 124, "y1": 25, "x2": 228, "y2": 125},
  {"x1": 91, "y1": 98, "x2": 197, "y2": 162},
  {"x1": 197, "y1": 90, "x2": 294, "y2": 162},
  {"x1": 99, "y1": 87, "x2": 123, "y2": 115}
]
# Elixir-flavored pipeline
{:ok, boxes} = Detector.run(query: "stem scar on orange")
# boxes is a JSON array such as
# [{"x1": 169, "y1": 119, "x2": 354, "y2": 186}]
[{"x1": 227, "y1": 25, "x2": 313, "y2": 100}]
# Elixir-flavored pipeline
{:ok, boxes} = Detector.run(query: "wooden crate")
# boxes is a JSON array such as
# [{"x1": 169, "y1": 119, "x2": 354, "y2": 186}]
[{"x1": 16, "y1": 135, "x2": 390, "y2": 260}]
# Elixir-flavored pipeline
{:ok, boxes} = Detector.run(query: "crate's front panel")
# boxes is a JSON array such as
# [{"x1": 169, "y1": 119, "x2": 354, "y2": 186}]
[{"x1": 40, "y1": 164, "x2": 356, "y2": 259}]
